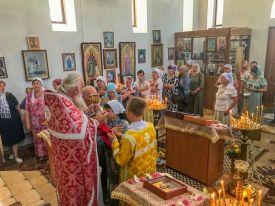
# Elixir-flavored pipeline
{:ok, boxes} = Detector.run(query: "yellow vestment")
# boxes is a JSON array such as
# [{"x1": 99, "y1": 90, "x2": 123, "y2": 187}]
[{"x1": 111, "y1": 121, "x2": 157, "y2": 182}]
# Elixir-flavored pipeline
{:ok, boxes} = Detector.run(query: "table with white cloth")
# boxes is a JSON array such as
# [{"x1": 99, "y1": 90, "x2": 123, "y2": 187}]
[
  {"x1": 157, "y1": 115, "x2": 234, "y2": 185},
  {"x1": 111, "y1": 176, "x2": 210, "y2": 206}
]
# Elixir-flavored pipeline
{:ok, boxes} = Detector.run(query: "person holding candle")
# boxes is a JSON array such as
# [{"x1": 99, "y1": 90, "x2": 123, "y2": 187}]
[
  {"x1": 214, "y1": 73, "x2": 238, "y2": 127},
  {"x1": 245, "y1": 66, "x2": 267, "y2": 113}
]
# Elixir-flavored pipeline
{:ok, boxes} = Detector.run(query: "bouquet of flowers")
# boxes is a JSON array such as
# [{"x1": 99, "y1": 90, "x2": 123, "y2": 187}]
[{"x1": 225, "y1": 142, "x2": 241, "y2": 159}]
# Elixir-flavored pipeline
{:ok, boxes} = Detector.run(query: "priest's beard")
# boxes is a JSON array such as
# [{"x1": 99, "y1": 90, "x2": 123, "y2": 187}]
[{"x1": 73, "y1": 93, "x2": 87, "y2": 111}]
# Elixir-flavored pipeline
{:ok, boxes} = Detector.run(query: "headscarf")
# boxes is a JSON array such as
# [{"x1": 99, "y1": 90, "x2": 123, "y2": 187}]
[
  {"x1": 153, "y1": 68, "x2": 162, "y2": 78},
  {"x1": 221, "y1": 72, "x2": 231, "y2": 83},
  {"x1": 186, "y1": 60, "x2": 194, "y2": 66},
  {"x1": 223, "y1": 64, "x2": 232, "y2": 72},
  {"x1": 223, "y1": 64, "x2": 233, "y2": 85},
  {"x1": 52, "y1": 78, "x2": 62, "y2": 87},
  {"x1": 168, "y1": 64, "x2": 177, "y2": 71},
  {"x1": 192, "y1": 63, "x2": 201, "y2": 74},
  {"x1": 96, "y1": 76, "x2": 106, "y2": 84},
  {"x1": 31, "y1": 77, "x2": 44, "y2": 104},
  {"x1": 106, "y1": 83, "x2": 117, "y2": 96},
  {"x1": 251, "y1": 66, "x2": 261, "y2": 76},
  {"x1": 106, "y1": 100, "x2": 125, "y2": 114},
  {"x1": 32, "y1": 77, "x2": 43, "y2": 85},
  {"x1": 0, "y1": 92, "x2": 11, "y2": 119}
]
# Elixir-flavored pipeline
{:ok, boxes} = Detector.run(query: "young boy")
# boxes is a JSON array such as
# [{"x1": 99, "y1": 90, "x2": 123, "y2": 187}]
[{"x1": 109, "y1": 97, "x2": 157, "y2": 182}]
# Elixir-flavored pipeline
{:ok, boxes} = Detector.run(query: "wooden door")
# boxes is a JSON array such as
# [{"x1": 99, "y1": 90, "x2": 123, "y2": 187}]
[{"x1": 264, "y1": 27, "x2": 275, "y2": 105}]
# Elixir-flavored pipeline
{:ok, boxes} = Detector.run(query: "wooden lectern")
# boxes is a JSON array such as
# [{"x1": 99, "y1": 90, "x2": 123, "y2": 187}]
[{"x1": 159, "y1": 112, "x2": 229, "y2": 186}]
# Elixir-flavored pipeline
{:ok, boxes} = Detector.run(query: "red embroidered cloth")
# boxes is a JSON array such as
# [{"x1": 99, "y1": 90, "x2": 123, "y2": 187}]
[{"x1": 44, "y1": 91, "x2": 99, "y2": 206}]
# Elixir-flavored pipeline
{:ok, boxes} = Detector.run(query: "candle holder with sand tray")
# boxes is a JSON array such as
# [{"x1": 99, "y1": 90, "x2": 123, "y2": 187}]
[
  {"x1": 143, "y1": 175, "x2": 188, "y2": 200},
  {"x1": 228, "y1": 182, "x2": 257, "y2": 198}
]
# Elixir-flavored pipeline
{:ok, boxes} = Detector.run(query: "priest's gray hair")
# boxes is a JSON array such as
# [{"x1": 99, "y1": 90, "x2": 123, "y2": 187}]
[{"x1": 59, "y1": 73, "x2": 82, "y2": 94}]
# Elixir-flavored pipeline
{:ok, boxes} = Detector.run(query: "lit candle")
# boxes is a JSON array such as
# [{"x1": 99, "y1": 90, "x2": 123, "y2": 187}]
[
  {"x1": 258, "y1": 190, "x2": 262, "y2": 206},
  {"x1": 221, "y1": 180, "x2": 225, "y2": 198},
  {"x1": 249, "y1": 198, "x2": 253, "y2": 206},
  {"x1": 211, "y1": 193, "x2": 216, "y2": 206},
  {"x1": 247, "y1": 184, "x2": 252, "y2": 202},
  {"x1": 218, "y1": 190, "x2": 221, "y2": 206}
]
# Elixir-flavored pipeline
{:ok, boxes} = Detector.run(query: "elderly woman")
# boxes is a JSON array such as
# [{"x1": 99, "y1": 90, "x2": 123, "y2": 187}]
[
  {"x1": 188, "y1": 63, "x2": 204, "y2": 116},
  {"x1": 177, "y1": 65, "x2": 190, "y2": 112},
  {"x1": 25, "y1": 77, "x2": 47, "y2": 159},
  {"x1": 245, "y1": 66, "x2": 267, "y2": 113},
  {"x1": 149, "y1": 68, "x2": 163, "y2": 99},
  {"x1": 100, "y1": 83, "x2": 123, "y2": 106},
  {"x1": 162, "y1": 64, "x2": 179, "y2": 111},
  {"x1": 214, "y1": 73, "x2": 238, "y2": 126},
  {"x1": 0, "y1": 81, "x2": 25, "y2": 163}
]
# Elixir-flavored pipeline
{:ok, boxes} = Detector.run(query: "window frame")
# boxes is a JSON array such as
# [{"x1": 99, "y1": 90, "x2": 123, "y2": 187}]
[
  {"x1": 213, "y1": 0, "x2": 223, "y2": 27},
  {"x1": 50, "y1": 0, "x2": 67, "y2": 24}
]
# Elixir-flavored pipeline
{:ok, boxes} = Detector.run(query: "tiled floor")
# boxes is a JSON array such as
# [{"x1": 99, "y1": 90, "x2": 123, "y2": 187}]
[{"x1": 0, "y1": 170, "x2": 57, "y2": 206}]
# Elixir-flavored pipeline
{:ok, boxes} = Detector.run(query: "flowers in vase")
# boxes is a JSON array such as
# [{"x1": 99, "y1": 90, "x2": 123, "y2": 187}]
[{"x1": 225, "y1": 142, "x2": 240, "y2": 159}]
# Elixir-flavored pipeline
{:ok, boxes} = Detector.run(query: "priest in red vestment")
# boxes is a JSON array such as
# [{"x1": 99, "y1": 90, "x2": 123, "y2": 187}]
[{"x1": 44, "y1": 73, "x2": 99, "y2": 206}]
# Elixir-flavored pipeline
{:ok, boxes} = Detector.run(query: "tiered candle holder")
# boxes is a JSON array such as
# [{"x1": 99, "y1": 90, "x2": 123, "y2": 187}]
[
  {"x1": 146, "y1": 95, "x2": 167, "y2": 111},
  {"x1": 211, "y1": 161, "x2": 262, "y2": 206}
]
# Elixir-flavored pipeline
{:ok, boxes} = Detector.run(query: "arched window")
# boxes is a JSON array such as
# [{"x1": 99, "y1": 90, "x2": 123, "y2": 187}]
[
  {"x1": 48, "y1": 0, "x2": 76, "y2": 32},
  {"x1": 271, "y1": 0, "x2": 275, "y2": 18},
  {"x1": 207, "y1": 0, "x2": 224, "y2": 28},
  {"x1": 183, "y1": 0, "x2": 193, "y2": 31},
  {"x1": 132, "y1": 0, "x2": 147, "y2": 33}
]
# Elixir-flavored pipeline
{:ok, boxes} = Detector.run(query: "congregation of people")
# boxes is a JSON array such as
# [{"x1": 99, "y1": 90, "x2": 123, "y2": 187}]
[{"x1": 0, "y1": 58, "x2": 268, "y2": 205}]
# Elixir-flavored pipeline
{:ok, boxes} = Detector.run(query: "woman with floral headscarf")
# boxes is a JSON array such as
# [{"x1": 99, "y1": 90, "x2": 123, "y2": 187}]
[
  {"x1": 0, "y1": 80, "x2": 25, "y2": 163},
  {"x1": 245, "y1": 66, "x2": 267, "y2": 113},
  {"x1": 214, "y1": 73, "x2": 238, "y2": 126},
  {"x1": 162, "y1": 64, "x2": 179, "y2": 111},
  {"x1": 25, "y1": 77, "x2": 47, "y2": 159},
  {"x1": 188, "y1": 63, "x2": 204, "y2": 116}
]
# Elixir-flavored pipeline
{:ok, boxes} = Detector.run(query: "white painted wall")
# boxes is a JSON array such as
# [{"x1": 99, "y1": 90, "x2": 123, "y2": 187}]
[
  {"x1": 0, "y1": 0, "x2": 183, "y2": 102},
  {"x1": 195, "y1": 0, "x2": 275, "y2": 73}
]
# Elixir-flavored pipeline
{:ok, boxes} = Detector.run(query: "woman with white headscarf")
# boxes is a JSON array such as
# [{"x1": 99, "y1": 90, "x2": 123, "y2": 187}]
[
  {"x1": 214, "y1": 73, "x2": 238, "y2": 126},
  {"x1": 188, "y1": 63, "x2": 204, "y2": 116},
  {"x1": 0, "y1": 80, "x2": 25, "y2": 163},
  {"x1": 104, "y1": 100, "x2": 129, "y2": 205},
  {"x1": 149, "y1": 68, "x2": 163, "y2": 100},
  {"x1": 25, "y1": 77, "x2": 47, "y2": 160}
]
